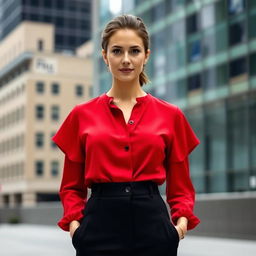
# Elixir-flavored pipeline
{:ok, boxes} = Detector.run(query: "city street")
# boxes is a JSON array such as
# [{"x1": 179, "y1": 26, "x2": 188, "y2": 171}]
[{"x1": 0, "y1": 223, "x2": 255, "y2": 256}]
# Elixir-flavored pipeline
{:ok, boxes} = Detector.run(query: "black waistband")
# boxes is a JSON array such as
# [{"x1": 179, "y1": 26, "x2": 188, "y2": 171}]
[{"x1": 91, "y1": 180, "x2": 160, "y2": 197}]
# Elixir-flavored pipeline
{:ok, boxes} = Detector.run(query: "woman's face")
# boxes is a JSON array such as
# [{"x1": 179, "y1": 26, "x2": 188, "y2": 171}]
[{"x1": 102, "y1": 29, "x2": 150, "y2": 83}]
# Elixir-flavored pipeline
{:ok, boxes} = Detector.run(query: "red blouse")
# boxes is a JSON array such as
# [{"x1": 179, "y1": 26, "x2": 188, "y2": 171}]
[{"x1": 52, "y1": 92, "x2": 201, "y2": 232}]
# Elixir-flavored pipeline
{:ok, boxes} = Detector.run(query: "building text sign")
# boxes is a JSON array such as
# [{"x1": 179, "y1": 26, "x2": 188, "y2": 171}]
[{"x1": 34, "y1": 57, "x2": 57, "y2": 74}]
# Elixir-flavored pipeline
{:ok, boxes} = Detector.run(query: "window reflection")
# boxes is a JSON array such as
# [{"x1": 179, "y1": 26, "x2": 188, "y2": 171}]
[
  {"x1": 249, "y1": 53, "x2": 256, "y2": 77},
  {"x1": 249, "y1": 93, "x2": 256, "y2": 171},
  {"x1": 215, "y1": 0, "x2": 227, "y2": 22},
  {"x1": 152, "y1": 1, "x2": 166, "y2": 22},
  {"x1": 203, "y1": 30, "x2": 216, "y2": 57},
  {"x1": 216, "y1": 24, "x2": 228, "y2": 52},
  {"x1": 227, "y1": 96, "x2": 249, "y2": 192},
  {"x1": 202, "y1": 67, "x2": 217, "y2": 90},
  {"x1": 228, "y1": 0, "x2": 245, "y2": 16},
  {"x1": 169, "y1": 19, "x2": 186, "y2": 44},
  {"x1": 217, "y1": 63, "x2": 228, "y2": 86},
  {"x1": 188, "y1": 38, "x2": 201, "y2": 62},
  {"x1": 200, "y1": 3, "x2": 215, "y2": 29},
  {"x1": 249, "y1": 12, "x2": 256, "y2": 39},
  {"x1": 167, "y1": 44, "x2": 186, "y2": 72},
  {"x1": 205, "y1": 102, "x2": 227, "y2": 192}
]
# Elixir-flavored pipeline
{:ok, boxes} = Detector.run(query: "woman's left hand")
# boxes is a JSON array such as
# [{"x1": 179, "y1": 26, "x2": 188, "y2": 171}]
[{"x1": 174, "y1": 224, "x2": 187, "y2": 240}]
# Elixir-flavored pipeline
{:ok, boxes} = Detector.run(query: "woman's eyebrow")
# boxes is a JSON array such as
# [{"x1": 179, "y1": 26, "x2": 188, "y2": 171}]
[{"x1": 111, "y1": 45, "x2": 141, "y2": 48}]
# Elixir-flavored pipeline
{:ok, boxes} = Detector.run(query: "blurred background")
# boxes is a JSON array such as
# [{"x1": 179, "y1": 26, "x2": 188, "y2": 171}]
[{"x1": 0, "y1": 0, "x2": 256, "y2": 255}]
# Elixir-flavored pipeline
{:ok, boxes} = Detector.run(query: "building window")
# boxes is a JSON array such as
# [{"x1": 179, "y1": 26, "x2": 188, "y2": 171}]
[
  {"x1": 202, "y1": 67, "x2": 217, "y2": 90},
  {"x1": 203, "y1": 30, "x2": 217, "y2": 58},
  {"x1": 35, "y1": 161, "x2": 44, "y2": 176},
  {"x1": 75, "y1": 85, "x2": 83, "y2": 97},
  {"x1": 36, "y1": 81, "x2": 44, "y2": 93},
  {"x1": 51, "y1": 105, "x2": 59, "y2": 121},
  {"x1": 249, "y1": 12, "x2": 256, "y2": 39},
  {"x1": 249, "y1": 92, "x2": 256, "y2": 172},
  {"x1": 250, "y1": 53, "x2": 256, "y2": 77},
  {"x1": 229, "y1": 20, "x2": 246, "y2": 46},
  {"x1": 188, "y1": 38, "x2": 202, "y2": 62},
  {"x1": 188, "y1": 73, "x2": 201, "y2": 91},
  {"x1": 152, "y1": 1, "x2": 166, "y2": 22},
  {"x1": 35, "y1": 105, "x2": 44, "y2": 119},
  {"x1": 35, "y1": 132, "x2": 44, "y2": 148},
  {"x1": 205, "y1": 103, "x2": 227, "y2": 192},
  {"x1": 51, "y1": 83, "x2": 60, "y2": 94},
  {"x1": 51, "y1": 132, "x2": 57, "y2": 148},
  {"x1": 215, "y1": 0, "x2": 227, "y2": 22},
  {"x1": 38, "y1": 39, "x2": 44, "y2": 51},
  {"x1": 51, "y1": 161, "x2": 59, "y2": 176},
  {"x1": 217, "y1": 63, "x2": 228, "y2": 86},
  {"x1": 186, "y1": 13, "x2": 200, "y2": 35},
  {"x1": 227, "y1": 96, "x2": 249, "y2": 192},
  {"x1": 200, "y1": 3, "x2": 215, "y2": 29},
  {"x1": 229, "y1": 56, "x2": 247, "y2": 81},
  {"x1": 228, "y1": 0, "x2": 245, "y2": 16}
]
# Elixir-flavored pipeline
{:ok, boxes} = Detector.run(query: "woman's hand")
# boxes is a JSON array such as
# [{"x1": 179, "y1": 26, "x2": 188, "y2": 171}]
[
  {"x1": 69, "y1": 220, "x2": 81, "y2": 238},
  {"x1": 174, "y1": 216, "x2": 188, "y2": 240},
  {"x1": 174, "y1": 224, "x2": 187, "y2": 240}
]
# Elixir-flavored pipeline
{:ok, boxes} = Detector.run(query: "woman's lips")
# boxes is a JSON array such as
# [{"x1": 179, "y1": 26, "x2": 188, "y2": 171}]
[{"x1": 119, "y1": 69, "x2": 134, "y2": 73}]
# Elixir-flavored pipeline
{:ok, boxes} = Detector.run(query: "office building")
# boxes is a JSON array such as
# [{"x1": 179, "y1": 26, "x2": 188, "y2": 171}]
[
  {"x1": 0, "y1": 0, "x2": 91, "y2": 52},
  {"x1": 92, "y1": 0, "x2": 256, "y2": 194},
  {"x1": 92, "y1": 0, "x2": 256, "y2": 239},
  {"x1": 0, "y1": 21, "x2": 92, "y2": 207}
]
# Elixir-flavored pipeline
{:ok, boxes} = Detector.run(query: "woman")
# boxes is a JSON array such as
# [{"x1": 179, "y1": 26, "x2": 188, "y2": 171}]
[{"x1": 52, "y1": 14, "x2": 201, "y2": 256}]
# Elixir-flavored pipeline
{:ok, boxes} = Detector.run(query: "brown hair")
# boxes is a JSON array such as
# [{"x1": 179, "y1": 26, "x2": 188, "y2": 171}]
[{"x1": 101, "y1": 14, "x2": 151, "y2": 87}]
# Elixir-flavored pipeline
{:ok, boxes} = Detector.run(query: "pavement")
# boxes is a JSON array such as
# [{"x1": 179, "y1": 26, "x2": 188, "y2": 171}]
[{"x1": 0, "y1": 223, "x2": 255, "y2": 256}]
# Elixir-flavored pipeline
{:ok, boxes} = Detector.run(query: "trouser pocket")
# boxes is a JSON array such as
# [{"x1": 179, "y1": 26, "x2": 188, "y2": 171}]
[
  {"x1": 71, "y1": 196, "x2": 98, "y2": 250},
  {"x1": 155, "y1": 195, "x2": 180, "y2": 246}
]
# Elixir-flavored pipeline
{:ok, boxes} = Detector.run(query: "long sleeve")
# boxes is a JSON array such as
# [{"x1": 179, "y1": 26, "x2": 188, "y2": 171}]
[
  {"x1": 57, "y1": 155, "x2": 88, "y2": 232},
  {"x1": 165, "y1": 106, "x2": 201, "y2": 230},
  {"x1": 166, "y1": 156, "x2": 200, "y2": 230}
]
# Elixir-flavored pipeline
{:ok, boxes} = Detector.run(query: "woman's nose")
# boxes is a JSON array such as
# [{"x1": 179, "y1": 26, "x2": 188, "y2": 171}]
[{"x1": 122, "y1": 52, "x2": 131, "y2": 64}]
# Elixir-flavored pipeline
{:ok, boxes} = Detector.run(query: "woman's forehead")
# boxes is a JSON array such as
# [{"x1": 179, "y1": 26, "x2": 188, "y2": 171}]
[{"x1": 108, "y1": 29, "x2": 143, "y2": 47}]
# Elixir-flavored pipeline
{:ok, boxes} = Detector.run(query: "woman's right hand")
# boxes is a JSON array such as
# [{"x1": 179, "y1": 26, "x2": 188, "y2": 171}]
[{"x1": 69, "y1": 220, "x2": 81, "y2": 238}]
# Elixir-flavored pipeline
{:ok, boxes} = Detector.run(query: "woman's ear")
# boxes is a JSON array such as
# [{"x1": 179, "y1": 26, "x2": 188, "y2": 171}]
[
  {"x1": 102, "y1": 49, "x2": 108, "y2": 66},
  {"x1": 144, "y1": 49, "x2": 150, "y2": 64}
]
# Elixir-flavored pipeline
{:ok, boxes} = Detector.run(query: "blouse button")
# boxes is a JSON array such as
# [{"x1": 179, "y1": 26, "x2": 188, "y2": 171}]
[
  {"x1": 128, "y1": 120, "x2": 134, "y2": 124},
  {"x1": 124, "y1": 145, "x2": 129, "y2": 151}
]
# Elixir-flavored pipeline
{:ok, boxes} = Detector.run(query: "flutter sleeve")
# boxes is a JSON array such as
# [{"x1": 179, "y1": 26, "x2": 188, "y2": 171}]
[
  {"x1": 51, "y1": 105, "x2": 87, "y2": 231},
  {"x1": 57, "y1": 156, "x2": 88, "y2": 232},
  {"x1": 51, "y1": 105, "x2": 85, "y2": 163},
  {"x1": 165, "y1": 106, "x2": 201, "y2": 230}
]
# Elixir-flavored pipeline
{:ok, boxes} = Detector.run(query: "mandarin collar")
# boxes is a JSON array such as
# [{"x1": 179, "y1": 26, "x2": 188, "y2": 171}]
[{"x1": 101, "y1": 92, "x2": 151, "y2": 106}]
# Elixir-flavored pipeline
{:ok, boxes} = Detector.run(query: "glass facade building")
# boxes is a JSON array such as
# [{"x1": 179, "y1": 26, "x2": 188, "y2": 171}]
[
  {"x1": 93, "y1": 0, "x2": 256, "y2": 194},
  {"x1": 0, "y1": 0, "x2": 91, "y2": 52}
]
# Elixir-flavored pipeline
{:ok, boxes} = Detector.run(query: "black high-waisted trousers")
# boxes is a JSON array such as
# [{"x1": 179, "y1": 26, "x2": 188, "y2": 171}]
[{"x1": 71, "y1": 180, "x2": 180, "y2": 256}]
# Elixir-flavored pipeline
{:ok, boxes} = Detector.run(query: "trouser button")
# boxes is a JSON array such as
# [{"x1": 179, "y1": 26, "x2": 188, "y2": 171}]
[{"x1": 125, "y1": 186, "x2": 131, "y2": 193}]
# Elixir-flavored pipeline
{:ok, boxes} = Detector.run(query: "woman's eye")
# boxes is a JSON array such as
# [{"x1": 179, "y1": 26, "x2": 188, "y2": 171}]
[
  {"x1": 132, "y1": 49, "x2": 140, "y2": 54},
  {"x1": 112, "y1": 49, "x2": 121, "y2": 54},
  {"x1": 112, "y1": 49, "x2": 140, "y2": 55}
]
